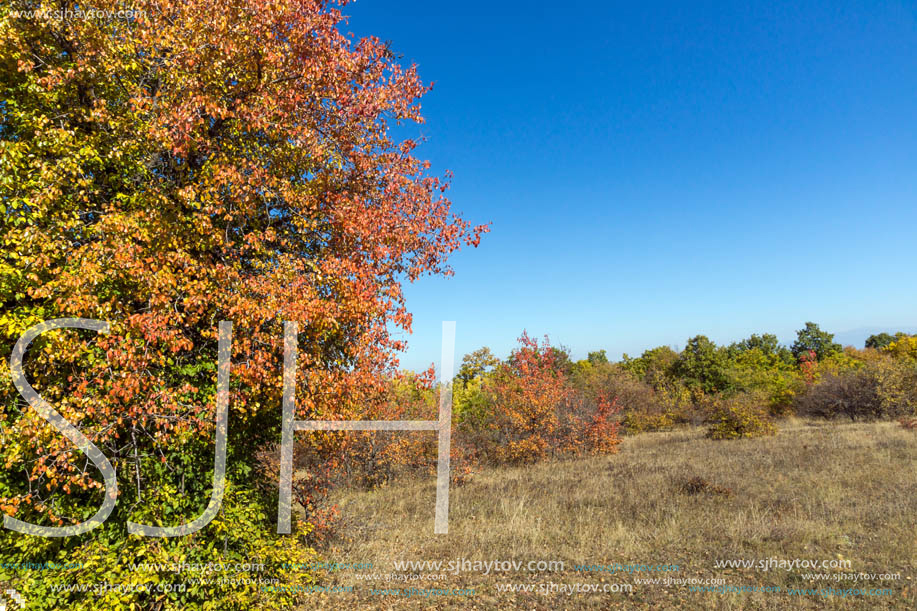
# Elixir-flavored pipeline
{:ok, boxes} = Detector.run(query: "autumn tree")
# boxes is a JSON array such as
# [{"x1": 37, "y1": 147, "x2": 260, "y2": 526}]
[
  {"x1": 621, "y1": 345, "x2": 679, "y2": 387},
  {"x1": 481, "y1": 333, "x2": 570, "y2": 463},
  {"x1": 0, "y1": 0, "x2": 485, "y2": 607},
  {"x1": 674, "y1": 335, "x2": 734, "y2": 395},
  {"x1": 791, "y1": 322, "x2": 841, "y2": 361},
  {"x1": 456, "y1": 347, "x2": 500, "y2": 389},
  {"x1": 725, "y1": 333, "x2": 799, "y2": 413},
  {"x1": 865, "y1": 332, "x2": 895, "y2": 350}
]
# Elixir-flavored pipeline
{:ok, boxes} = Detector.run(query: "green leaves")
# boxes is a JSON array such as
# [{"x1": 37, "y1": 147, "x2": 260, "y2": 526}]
[{"x1": 791, "y1": 321, "x2": 842, "y2": 362}]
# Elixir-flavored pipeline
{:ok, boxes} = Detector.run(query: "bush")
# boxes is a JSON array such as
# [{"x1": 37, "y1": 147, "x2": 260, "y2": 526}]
[
  {"x1": 613, "y1": 378, "x2": 693, "y2": 434},
  {"x1": 795, "y1": 371, "x2": 886, "y2": 421},
  {"x1": 873, "y1": 356, "x2": 917, "y2": 418},
  {"x1": 678, "y1": 475, "x2": 733, "y2": 497},
  {"x1": 622, "y1": 410, "x2": 678, "y2": 433},
  {"x1": 706, "y1": 394, "x2": 777, "y2": 439},
  {"x1": 1, "y1": 479, "x2": 317, "y2": 611},
  {"x1": 455, "y1": 333, "x2": 622, "y2": 465},
  {"x1": 471, "y1": 333, "x2": 571, "y2": 464},
  {"x1": 555, "y1": 392, "x2": 622, "y2": 456}
]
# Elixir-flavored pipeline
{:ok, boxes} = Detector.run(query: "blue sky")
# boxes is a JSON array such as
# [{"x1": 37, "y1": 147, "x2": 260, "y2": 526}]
[{"x1": 343, "y1": 0, "x2": 917, "y2": 372}]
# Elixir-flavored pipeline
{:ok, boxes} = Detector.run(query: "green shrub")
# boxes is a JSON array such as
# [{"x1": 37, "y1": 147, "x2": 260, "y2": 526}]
[
  {"x1": 622, "y1": 410, "x2": 678, "y2": 434},
  {"x1": 706, "y1": 394, "x2": 776, "y2": 440},
  {"x1": 0, "y1": 478, "x2": 317, "y2": 610}
]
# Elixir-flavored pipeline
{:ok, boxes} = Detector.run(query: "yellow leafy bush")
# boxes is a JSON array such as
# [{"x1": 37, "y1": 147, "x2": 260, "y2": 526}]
[{"x1": 706, "y1": 394, "x2": 777, "y2": 440}]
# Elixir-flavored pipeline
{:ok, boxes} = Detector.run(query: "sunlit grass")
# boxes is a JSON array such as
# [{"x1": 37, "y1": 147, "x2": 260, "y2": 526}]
[{"x1": 302, "y1": 420, "x2": 917, "y2": 609}]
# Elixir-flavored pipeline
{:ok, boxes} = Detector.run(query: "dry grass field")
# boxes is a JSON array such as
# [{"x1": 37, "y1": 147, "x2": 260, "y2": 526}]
[{"x1": 301, "y1": 420, "x2": 917, "y2": 609}]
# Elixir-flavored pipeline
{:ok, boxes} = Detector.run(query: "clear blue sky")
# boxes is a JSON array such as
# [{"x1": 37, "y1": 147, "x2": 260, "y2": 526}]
[{"x1": 344, "y1": 0, "x2": 917, "y2": 372}]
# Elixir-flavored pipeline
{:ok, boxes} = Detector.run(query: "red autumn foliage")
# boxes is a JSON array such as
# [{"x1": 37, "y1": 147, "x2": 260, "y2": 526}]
[
  {"x1": 452, "y1": 332, "x2": 621, "y2": 465},
  {"x1": 0, "y1": 0, "x2": 487, "y2": 528},
  {"x1": 585, "y1": 393, "x2": 622, "y2": 455},
  {"x1": 799, "y1": 349, "x2": 818, "y2": 384}
]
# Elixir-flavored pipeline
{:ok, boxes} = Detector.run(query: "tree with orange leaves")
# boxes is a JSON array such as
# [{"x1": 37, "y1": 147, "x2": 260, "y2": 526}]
[
  {"x1": 0, "y1": 1, "x2": 486, "y2": 607},
  {"x1": 484, "y1": 332, "x2": 572, "y2": 463}
]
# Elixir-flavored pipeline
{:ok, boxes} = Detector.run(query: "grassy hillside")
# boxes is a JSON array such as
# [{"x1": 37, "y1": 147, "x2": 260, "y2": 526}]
[{"x1": 301, "y1": 420, "x2": 917, "y2": 609}]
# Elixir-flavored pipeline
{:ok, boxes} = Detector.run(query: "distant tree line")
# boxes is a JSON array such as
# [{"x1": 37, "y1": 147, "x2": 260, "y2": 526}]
[{"x1": 450, "y1": 322, "x2": 917, "y2": 443}]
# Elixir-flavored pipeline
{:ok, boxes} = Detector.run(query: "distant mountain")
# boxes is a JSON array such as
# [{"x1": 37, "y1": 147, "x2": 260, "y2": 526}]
[{"x1": 831, "y1": 326, "x2": 917, "y2": 349}]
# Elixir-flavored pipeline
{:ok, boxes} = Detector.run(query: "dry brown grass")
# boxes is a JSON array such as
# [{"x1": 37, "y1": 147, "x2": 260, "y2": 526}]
[{"x1": 300, "y1": 420, "x2": 917, "y2": 609}]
